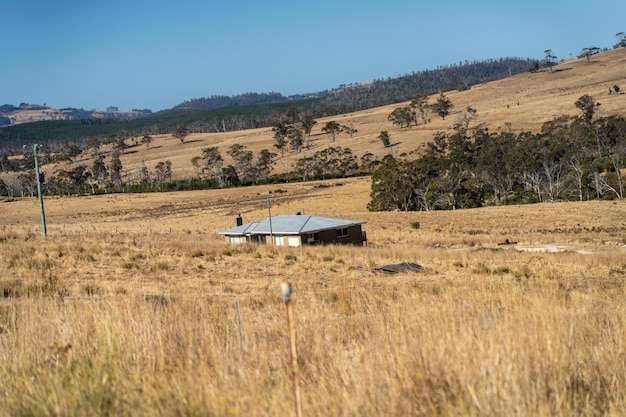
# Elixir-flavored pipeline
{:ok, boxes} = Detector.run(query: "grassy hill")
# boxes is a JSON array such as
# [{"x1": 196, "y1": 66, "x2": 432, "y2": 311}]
[
  {"x1": 0, "y1": 57, "x2": 533, "y2": 147},
  {"x1": 80, "y1": 47, "x2": 626, "y2": 183}
]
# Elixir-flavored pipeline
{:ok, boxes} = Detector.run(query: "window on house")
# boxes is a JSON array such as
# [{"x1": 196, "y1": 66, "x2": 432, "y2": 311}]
[
  {"x1": 307, "y1": 232, "x2": 320, "y2": 244},
  {"x1": 336, "y1": 228, "x2": 349, "y2": 238}
]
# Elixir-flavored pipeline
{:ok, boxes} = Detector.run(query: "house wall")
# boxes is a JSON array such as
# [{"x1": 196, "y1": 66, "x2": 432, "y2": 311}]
[
  {"x1": 272, "y1": 235, "x2": 302, "y2": 247},
  {"x1": 310, "y1": 225, "x2": 364, "y2": 246},
  {"x1": 226, "y1": 225, "x2": 365, "y2": 246}
]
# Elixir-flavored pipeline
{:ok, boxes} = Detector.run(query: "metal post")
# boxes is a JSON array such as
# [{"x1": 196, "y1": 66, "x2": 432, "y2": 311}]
[
  {"x1": 33, "y1": 145, "x2": 47, "y2": 238},
  {"x1": 267, "y1": 196, "x2": 273, "y2": 245}
]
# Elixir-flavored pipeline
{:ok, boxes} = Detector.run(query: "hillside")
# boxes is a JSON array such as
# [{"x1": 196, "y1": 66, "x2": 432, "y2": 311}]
[
  {"x1": 0, "y1": 57, "x2": 533, "y2": 146},
  {"x1": 0, "y1": 104, "x2": 151, "y2": 127},
  {"x1": 76, "y1": 47, "x2": 626, "y2": 183}
]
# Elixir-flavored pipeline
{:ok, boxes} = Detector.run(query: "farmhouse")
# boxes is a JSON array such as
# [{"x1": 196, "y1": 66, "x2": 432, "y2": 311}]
[{"x1": 219, "y1": 214, "x2": 367, "y2": 247}]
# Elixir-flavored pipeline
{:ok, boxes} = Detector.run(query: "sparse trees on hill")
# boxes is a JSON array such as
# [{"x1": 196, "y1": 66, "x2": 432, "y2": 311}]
[{"x1": 369, "y1": 96, "x2": 626, "y2": 211}]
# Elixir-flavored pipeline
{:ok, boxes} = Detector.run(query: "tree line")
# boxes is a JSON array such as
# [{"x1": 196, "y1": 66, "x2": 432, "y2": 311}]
[{"x1": 369, "y1": 94, "x2": 626, "y2": 211}]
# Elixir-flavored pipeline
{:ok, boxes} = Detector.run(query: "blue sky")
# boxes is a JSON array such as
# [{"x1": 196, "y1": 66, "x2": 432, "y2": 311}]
[{"x1": 3, "y1": 0, "x2": 625, "y2": 111}]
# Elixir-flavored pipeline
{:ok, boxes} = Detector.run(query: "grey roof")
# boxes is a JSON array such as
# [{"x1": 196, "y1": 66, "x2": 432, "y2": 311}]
[{"x1": 219, "y1": 215, "x2": 366, "y2": 236}]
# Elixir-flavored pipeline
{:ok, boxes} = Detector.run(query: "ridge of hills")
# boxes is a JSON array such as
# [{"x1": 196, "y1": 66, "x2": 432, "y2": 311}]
[
  {"x1": 0, "y1": 56, "x2": 534, "y2": 145},
  {"x1": 79, "y1": 47, "x2": 626, "y2": 184},
  {"x1": 0, "y1": 104, "x2": 151, "y2": 127},
  {"x1": 0, "y1": 48, "x2": 625, "y2": 190}
]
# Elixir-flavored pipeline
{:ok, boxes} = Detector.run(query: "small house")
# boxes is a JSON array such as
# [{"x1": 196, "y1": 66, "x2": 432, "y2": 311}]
[{"x1": 219, "y1": 214, "x2": 367, "y2": 247}]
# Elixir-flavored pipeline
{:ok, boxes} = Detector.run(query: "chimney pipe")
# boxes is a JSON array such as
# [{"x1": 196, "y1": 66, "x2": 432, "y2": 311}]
[{"x1": 236, "y1": 213, "x2": 243, "y2": 226}]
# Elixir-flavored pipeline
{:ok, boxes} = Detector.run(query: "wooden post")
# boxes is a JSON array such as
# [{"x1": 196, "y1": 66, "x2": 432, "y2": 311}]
[
  {"x1": 281, "y1": 282, "x2": 302, "y2": 417},
  {"x1": 235, "y1": 300, "x2": 245, "y2": 353}
]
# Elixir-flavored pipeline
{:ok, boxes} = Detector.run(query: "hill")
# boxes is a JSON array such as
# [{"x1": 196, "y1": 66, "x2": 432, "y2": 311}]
[
  {"x1": 70, "y1": 47, "x2": 626, "y2": 183},
  {"x1": 0, "y1": 103, "x2": 152, "y2": 128},
  {"x1": 0, "y1": 57, "x2": 534, "y2": 147},
  {"x1": 1, "y1": 48, "x2": 625, "y2": 199}
]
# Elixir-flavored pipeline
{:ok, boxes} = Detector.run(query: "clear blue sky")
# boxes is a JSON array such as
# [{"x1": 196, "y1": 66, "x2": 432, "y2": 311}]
[{"x1": 3, "y1": 0, "x2": 624, "y2": 111}]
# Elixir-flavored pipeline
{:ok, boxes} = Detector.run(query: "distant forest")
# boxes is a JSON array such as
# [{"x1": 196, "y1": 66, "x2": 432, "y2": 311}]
[{"x1": 0, "y1": 57, "x2": 535, "y2": 151}]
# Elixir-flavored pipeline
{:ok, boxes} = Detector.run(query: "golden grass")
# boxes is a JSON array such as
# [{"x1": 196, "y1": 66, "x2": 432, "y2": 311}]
[{"x1": 1, "y1": 180, "x2": 626, "y2": 416}]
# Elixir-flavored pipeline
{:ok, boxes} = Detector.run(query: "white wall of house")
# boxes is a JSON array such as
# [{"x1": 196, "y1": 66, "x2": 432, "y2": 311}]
[
  {"x1": 229, "y1": 236, "x2": 245, "y2": 245},
  {"x1": 271, "y1": 235, "x2": 301, "y2": 247}
]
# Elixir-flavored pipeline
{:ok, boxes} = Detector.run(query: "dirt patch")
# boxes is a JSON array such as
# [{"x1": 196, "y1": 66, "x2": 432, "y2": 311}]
[{"x1": 514, "y1": 244, "x2": 595, "y2": 255}]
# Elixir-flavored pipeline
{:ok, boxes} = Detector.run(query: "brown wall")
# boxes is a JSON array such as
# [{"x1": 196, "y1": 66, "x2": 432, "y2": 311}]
[{"x1": 306, "y1": 225, "x2": 364, "y2": 246}]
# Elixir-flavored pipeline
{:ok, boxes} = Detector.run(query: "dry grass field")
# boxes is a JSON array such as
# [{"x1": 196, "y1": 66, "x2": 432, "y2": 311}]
[{"x1": 1, "y1": 176, "x2": 626, "y2": 416}]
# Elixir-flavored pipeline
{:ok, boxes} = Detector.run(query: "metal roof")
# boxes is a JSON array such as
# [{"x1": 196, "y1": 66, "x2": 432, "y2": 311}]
[{"x1": 219, "y1": 215, "x2": 366, "y2": 236}]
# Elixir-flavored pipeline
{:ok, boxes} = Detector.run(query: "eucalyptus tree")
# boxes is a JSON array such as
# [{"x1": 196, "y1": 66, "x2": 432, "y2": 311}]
[
  {"x1": 388, "y1": 106, "x2": 414, "y2": 128},
  {"x1": 321, "y1": 121, "x2": 342, "y2": 142},
  {"x1": 378, "y1": 131, "x2": 391, "y2": 147},
  {"x1": 544, "y1": 49, "x2": 557, "y2": 72},
  {"x1": 173, "y1": 126, "x2": 189, "y2": 144},
  {"x1": 287, "y1": 126, "x2": 304, "y2": 152},
  {"x1": 109, "y1": 152, "x2": 123, "y2": 189},
  {"x1": 298, "y1": 114, "x2": 317, "y2": 137},
  {"x1": 575, "y1": 94, "x2": 600, "y2": 125},
  {"x1": 255, "y1": 149, "x2": 277, "y2": 184},
  {"x1": 226, "y1": 144, "x2": 254, "y2": 184},
  {"x1": 272, "y1": 121, "x2": 289, "y2": 156},
  {"x1": 141, "y1": 133, "x2": 153, "y2": 150},
  {"x1": 410, "y1": 96, "x2": 430, "y2": 124},
  {"x1": 154, "y1": 160, "x2": 172, "y2": 190},
  {"x1": 201, "y1": 146, "x2": 224, "y2": 186},
  {"x1": 580, "y1": 46, "x2": 600, "y2": 62},
  {"x1": 430, "y1": 94, "x2": 453, "y2": 120},
  {"x1": 92, "y1": 154, "x2": 109, "y2": 192}
]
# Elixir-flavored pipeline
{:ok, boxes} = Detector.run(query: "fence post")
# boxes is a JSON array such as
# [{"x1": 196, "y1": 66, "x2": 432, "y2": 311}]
[{"x1": 281, "y1": 282, "x2": 302, "y2": 417}]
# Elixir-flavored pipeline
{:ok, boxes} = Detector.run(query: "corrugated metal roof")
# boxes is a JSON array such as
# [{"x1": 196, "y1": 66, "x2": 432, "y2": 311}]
[{"x1": 219, "y1": 215, "x2": 365, "y2": 236}]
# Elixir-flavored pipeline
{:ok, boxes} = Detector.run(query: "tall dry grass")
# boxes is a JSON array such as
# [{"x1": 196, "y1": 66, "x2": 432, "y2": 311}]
[{"x1": 1, "y1": 193, "x2": 625, "y2": 417}]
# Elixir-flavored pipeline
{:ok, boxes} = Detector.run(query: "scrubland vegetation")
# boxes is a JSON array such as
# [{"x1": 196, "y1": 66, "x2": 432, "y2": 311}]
[{"x1": 1, "y1": 178, "x2": 625, "y2": 416}]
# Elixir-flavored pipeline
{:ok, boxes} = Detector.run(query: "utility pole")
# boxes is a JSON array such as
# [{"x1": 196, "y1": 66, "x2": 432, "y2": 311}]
[
  {"x1": 267, "y1": 196, "x2": 273, "y2": 244},
  {"x1": 33, "y1": 145, "x2": 47, "y2": 238}
]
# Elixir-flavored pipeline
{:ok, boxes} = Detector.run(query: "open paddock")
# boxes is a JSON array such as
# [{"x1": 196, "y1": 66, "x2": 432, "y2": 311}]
[{"x1": 1, "y1": 178, "x2": 625, "y2": 416}]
